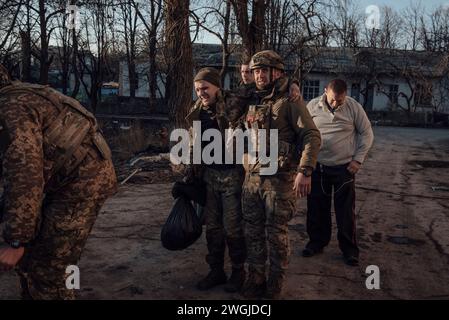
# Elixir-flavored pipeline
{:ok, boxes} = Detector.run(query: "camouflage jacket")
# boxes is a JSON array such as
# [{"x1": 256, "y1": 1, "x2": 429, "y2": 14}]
[
  {"x1": 0, "y1": 82, "x2": 112, "y2": 244},
  {"x1": 242, "y1": 76, "x2": 322, "y2": 171}
]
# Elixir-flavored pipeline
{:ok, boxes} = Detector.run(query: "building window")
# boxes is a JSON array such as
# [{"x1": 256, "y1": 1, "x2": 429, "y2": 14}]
[
  {"x1": 302, "y1": 80, "x2": 320, "y2": 101},
  {"x1": 351, "y1": 83, "x2": 360, "y2": 102},
  {"x1": 388, "y1": 84, "x2": 399, "y2": 104}
]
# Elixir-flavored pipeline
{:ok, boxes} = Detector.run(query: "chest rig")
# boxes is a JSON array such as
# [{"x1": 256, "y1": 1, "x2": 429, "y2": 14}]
[
  {"x1": 244, "y1": 99, "x2": 296, "y2": 173},
  {"x1": 0, "y1": 82, "x2": 112, "y2": 176}
]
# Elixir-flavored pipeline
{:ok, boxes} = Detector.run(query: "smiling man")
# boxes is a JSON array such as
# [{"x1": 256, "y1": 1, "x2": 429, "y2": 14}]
[
  {"x1": 185, "y1": 67, "x2": 246, "y2": 293},
  {"x1": 240, "y1": 50, "x2": 321, "y2": 299}
]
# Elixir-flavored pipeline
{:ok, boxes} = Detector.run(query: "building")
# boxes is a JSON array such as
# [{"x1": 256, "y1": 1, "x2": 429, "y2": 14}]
[{"x1": 117, "y1": 44, "x2": 449, "y2": 114}]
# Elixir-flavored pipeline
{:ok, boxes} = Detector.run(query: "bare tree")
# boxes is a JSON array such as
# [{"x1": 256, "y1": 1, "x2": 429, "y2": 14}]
[
  {"x1": 264, "y1": 0, "x2": 291, "y2": 52},
  {"x1": 77, "y1": 0, "x2": 115, "y2": 112},
  {"x1": 285, "y1": 0, "x2": 331, "y2": 85},
  {"x1": 118, "y1": 0, "x2": 141, "y2": 98},
  {"x1": 53, "y1": 2, "x2": 73, "y2": 94},
  {"x1": 403, "y1": 1, "x2": 424, "y2": 50},
  {"x1": 0, "y1": 0, "x2": 23, "y2": 57},
  {"x1": 327, "y1": 0, "x2": 362, "y2": 48},
  {"x1": 131, "y1": 0, "x2": 164, "y2": 108},
  {"x1": 379, "y1": 6, "x2": 402, "y2": 49},
  {"x1": 420, "y1": 5, "x2": 449, "y2": 52},
  {"x1": 35, "y1": 0, "x2": 66, "y2": 84},
  {"x1": 191, "y1": 0, "x2": 234, "y2": 86},
  {"x1": 230, "y1": 0, "x2": 266, "y2": 60},
  {"x1": 164, "y1": 0, "x2": 193, "y2": 127},
  {"x1": 362, "y1": 6, "x2": 402, "y2": 49}
]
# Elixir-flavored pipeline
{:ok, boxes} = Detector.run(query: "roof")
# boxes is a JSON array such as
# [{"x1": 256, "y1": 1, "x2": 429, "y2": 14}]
[
  {"x1": 304, "y1": 47, "x2": 447, "y2": 78},
  {"x1": 193, "y1": 45, "x2": 449, "y2": 78}
]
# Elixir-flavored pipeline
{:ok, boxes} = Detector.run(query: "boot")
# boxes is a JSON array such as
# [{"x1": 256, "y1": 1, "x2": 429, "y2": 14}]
[
  {"x1": 241, "y1": 267, "x2": 266, "y2": 299},
  {"x1": 264, "y1": 272, "x2": 284, "y2": 300},
  {"x1": 224, "y1": 267, "x2": 246, "y2": 293},
  {"x1": 196, "y1": 268, "x2": 227, "y2": 291}
]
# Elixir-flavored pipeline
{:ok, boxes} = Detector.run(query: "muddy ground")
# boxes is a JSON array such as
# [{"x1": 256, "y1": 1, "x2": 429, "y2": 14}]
[{"x1": 1, "y1": 126, "x2": 449, "y2": 300}]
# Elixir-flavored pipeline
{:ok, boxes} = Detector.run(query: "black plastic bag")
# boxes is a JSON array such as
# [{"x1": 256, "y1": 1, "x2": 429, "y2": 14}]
[
  {"x1": 161, "y1": 196, "x2": 203, "y2": 250},
  {"x1": 171, "y1": 179, "x2": 207, "y2": 206}
]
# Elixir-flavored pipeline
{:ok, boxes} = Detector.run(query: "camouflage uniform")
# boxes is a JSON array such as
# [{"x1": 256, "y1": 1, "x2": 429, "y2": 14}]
[
  {"x1": 241, "y1": 51, "x2": 321, "y2": 298},
  {"x1": 185, "y1": 90, "x2": 246, "y2": 292},
  {"x1": 0, "y1": 65, "x2": 117, "y2": 300}
]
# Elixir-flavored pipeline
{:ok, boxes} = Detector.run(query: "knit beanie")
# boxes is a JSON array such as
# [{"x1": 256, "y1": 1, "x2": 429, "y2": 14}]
[{"x1": 194, "y1": 67, "x2": 221, "y2": 88}]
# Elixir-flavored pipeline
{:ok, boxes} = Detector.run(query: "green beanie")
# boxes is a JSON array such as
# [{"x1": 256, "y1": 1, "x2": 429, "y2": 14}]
[{"x1": 194, "y1": 67, "x2": 221, "y2": 88}]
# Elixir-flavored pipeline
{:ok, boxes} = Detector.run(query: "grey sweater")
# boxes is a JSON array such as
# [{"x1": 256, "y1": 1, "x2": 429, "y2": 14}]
[{"x1": 306, "y1": 94, "x2": 374, "y2": 166}]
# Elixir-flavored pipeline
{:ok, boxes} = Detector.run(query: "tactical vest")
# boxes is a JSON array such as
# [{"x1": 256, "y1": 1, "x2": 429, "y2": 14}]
[
  {"x1": 244, "y1": 99, "x2": 298, "y2": 173},
  {"x1": 0, "y1": 82, "x2": 112, "y2": 176}
]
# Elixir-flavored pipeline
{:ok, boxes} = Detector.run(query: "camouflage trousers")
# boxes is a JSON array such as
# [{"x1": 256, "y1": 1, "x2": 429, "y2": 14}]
[
  {"x1": 242, "y1": 172, "x2": 296, "y2": 280},
  {"x1": 203, "y1": 167, "x2": 246, "y2": 270},
  {"x1": 17, "y1": 152, "x2": 117, "y2": 300}
]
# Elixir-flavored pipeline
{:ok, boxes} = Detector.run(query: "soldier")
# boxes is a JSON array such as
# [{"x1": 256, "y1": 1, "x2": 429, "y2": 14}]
[
  {"x1": 0, "y1": 64, "x2": 117, "y2": 299},
  {"x1": 237, "y1": 59, "x2": 302, "y2": 102},
  {"x1": 185, "y1": 67, "x2": 246, "y2": 293},
  {"x1": 241, "y1": 50, "x2": 321, "y2": 299},
  {"x1": 240, "y1": 61, "x2": 254, "y2": 86}
]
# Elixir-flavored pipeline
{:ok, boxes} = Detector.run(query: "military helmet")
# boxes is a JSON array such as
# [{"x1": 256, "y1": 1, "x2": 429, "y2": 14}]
[
  {"x1": 249, "y1": 50, "x2": 285, "y2": 71},
  {"x1": 0, "y1": 64, "x2": 11, "y2": 88}
]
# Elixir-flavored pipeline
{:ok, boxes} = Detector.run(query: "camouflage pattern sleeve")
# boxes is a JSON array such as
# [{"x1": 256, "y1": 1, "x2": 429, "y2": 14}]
[
  {"x1": 289, "y1": 99, "x2": 321, "y2": 170},
  {"x1": 0, "y1": 96, "x2": 45, "y2": 244}
]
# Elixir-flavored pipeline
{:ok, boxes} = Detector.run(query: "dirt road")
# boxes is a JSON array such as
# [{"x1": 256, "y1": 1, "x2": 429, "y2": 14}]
[{"x1": 1, "y1": 126, "x2": 448, "y2": 300}]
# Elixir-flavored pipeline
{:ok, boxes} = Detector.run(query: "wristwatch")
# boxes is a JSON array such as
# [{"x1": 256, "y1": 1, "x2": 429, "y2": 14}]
[
  {"x1": 299, "y1": 167, "x2": 313, "y2": 177},
  {"x1": 8, "y1": 240, "x2": 23, "y2": 249}
]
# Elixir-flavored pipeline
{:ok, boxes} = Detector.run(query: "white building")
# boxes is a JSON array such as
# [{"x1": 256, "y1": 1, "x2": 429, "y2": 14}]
[{"x1": 118, "y1": 45, "x2": 449, "y2": 114}]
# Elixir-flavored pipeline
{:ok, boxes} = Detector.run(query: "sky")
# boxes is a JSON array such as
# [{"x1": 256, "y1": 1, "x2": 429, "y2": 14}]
[
  {"x1": 359, "y1": 0, "x2": 447, "y2": 11},
  {"x1": 195, "y1": 0, "x2": 449, "y2": 44}
]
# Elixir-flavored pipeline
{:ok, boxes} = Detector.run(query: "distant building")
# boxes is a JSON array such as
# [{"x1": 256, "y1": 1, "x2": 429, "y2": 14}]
[
  {"x1": 295, "y1": 47, "x2": 449, "y2": 114},
  {"x1": 117, "y1": 44, "x2": 449, "y2": 114}
]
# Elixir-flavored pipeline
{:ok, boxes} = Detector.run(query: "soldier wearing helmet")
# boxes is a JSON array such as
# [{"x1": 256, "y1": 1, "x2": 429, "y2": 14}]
[
  {"x1": 236, "y1": 53, "x2": 302, "y2": 102},
  {"x1": 240, "y1": 50, "x2": 321, "y2": 299}
]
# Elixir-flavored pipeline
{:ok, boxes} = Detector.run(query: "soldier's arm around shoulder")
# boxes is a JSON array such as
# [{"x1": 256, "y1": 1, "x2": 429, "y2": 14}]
[
  {"x1": 288, "y1": 99, "x2": 321, "y2": 170},
  {"x1": 0, "y1": 97, "x2": 45, "y2": 245}
]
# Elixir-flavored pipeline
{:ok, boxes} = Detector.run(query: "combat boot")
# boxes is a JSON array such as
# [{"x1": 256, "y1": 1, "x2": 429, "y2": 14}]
[
  {"x1": 224, "y1": 267, "x2": 246, "y2": 293},
  {"x1": 196, "y1": 268, "x2": 227, "y2": 291},
  {"x1": 241, "y1": 267, "x2": 266, "y2": 299},
  {"x1": 264, "y1": 272, "x2": 284, "y2": 300}
]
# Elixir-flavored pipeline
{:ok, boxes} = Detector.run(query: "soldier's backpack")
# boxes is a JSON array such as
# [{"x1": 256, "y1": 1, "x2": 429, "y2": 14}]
[{"x1": 0, "y1": 82, "x2": 111, "y2": 175}]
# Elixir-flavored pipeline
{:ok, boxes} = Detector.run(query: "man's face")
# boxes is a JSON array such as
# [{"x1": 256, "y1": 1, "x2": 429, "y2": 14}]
[
  {"x1": 325, "y1": 88, "x2": 346, "y2": 108},
  {"x1": 253, "y1": 67, "x2": 283, "y2": 90},
  {"x1": 240, "y1": 64, "x2": 254, "y2": 84},
  {"x1": 194, "y1": 80, "x2": 219, "y2": 106}
]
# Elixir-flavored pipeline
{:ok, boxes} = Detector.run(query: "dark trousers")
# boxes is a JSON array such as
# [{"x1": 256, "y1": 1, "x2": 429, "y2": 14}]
[{"x1": 306, "y1": 163, "x2": 359, "y2": 257}]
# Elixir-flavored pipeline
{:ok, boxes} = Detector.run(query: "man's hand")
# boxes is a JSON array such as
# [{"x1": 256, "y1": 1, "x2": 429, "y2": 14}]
[
  {"x1": 347, "y1": 160, "x2": 361, "y2": 175},
  {"x1": 293, "y1": 172, "x2": 312, "y2": 198},
  {"x1": 0, "y1": 245, "x2": 24, "y2": 272},
  {"x1": 289, "y1": 83, "x2": 302, "y2": 102}
]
